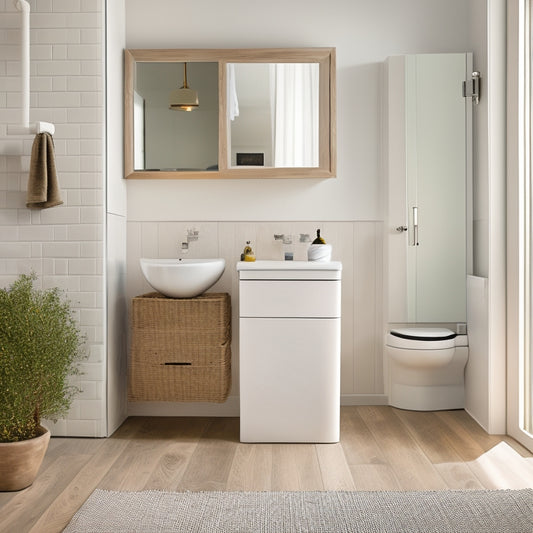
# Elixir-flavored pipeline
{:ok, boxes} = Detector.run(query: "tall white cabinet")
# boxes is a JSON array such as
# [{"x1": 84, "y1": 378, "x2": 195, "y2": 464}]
[
  {"x1": 238, "y1": 260, "x2": 342, "y2": 443},
  {"x1": 386, "y1": 53, "x2": 471, "y2": 324}
]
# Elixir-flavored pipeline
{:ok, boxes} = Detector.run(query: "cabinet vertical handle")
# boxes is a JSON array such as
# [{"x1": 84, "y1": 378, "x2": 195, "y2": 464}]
[{"x1": 412, "y1": 207, "x2": 419, "y2": 246}]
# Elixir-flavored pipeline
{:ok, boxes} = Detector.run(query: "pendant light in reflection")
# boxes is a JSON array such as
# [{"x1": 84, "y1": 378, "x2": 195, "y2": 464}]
[{"x1": 169, "y1": 62, "x2": 199, "y2": 111}]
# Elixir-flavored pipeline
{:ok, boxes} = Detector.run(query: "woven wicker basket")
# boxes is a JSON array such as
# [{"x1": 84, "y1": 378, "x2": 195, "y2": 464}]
[{"x1": 128, "y1": 292, "x2": 231, "y2": 402}]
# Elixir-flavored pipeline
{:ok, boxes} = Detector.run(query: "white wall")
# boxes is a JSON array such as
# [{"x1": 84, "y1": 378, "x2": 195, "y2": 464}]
[
  {"x1": 464, "y1": 0, "x2": 507, "y2": 434},
  {"x1": 125, "y1": 0, "x2": 471, "y2": 223},
  {"x1": 0, "y1": 0, "x2": 107, "y2": 436},
  {"x1": 465, "y1": 275, "x2": 489, "y2": 428},
  {"x1": 106, "y1": 0, "x2": 127, "y2": 436},
  {"x1": 484, "y1": 0, "x2": 507, "y2": 435},
  {"x1": 468, "y1": 0, "x2": 490, "y2": 278}
]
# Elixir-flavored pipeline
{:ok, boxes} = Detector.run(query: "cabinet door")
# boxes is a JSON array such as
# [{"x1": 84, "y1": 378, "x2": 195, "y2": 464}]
[
  {"x1": 387, "y1": 53, "x2": 469, "y2": 323},
  {"x1": 240, "y1": 317, "x2": 340, "y2": 442}
]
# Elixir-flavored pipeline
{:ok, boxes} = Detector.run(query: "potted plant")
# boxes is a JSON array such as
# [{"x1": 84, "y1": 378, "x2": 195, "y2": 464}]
[{"x1": 0, "y1": 272, "x2": 85, "y2": 491}]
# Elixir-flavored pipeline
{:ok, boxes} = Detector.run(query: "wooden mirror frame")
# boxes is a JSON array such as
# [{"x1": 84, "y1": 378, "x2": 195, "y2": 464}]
[{"x1": 124, "y1": 48, "x2": 336, "y2": 179}]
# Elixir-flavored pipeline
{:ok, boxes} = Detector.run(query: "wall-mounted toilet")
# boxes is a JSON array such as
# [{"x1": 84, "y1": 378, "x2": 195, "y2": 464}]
[{"x1": 386, "y1": 327, "x2": 468, "y2": 411}]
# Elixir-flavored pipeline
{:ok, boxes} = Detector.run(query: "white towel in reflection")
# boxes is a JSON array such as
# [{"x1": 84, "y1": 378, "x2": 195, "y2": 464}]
[{"x1": 227, "y1": 63, "x2": 239, "y2": 121}]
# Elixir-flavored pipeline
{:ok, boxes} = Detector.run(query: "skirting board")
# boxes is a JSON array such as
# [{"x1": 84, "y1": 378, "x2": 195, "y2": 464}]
[
  {"x1": 341, "y1": 394, "x2": 388, "y2": 406},
  {"x1": 127, "y1": 394, "x2": 389, "y2": 417}
]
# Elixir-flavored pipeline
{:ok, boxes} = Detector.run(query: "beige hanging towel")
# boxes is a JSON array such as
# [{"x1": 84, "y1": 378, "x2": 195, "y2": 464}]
[{"x1": 26, "y1": 132, "x2": 63, "y2": 209}]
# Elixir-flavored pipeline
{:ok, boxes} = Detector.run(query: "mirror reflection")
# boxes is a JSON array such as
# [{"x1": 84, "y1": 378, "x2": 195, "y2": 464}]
[
  {"x1": 229, "y1": 63, "x2": 319, "y2": 168},
  {"x1": 134, "y1": 62, "x2": 218, "y2": 171},
  {"x1": 124, "y1": 48, "x2": 335, "y2": 179}
]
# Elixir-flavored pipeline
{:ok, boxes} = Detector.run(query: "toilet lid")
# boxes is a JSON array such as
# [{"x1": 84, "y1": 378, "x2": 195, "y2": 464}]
[{"x1": 390, "y1": 328, "x2": 456, "y2": 341}]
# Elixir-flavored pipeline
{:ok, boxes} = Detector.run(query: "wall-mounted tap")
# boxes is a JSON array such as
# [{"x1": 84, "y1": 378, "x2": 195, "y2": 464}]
[
  {"x1": 274, "y1": 233, "x2": 312, "y2": 261},
  {"x1": 187, "y1": 228, "x2": 199, "y2": 242},
  {"x1": 179, "y1": 227, "x2": 200, "y2": 255}
]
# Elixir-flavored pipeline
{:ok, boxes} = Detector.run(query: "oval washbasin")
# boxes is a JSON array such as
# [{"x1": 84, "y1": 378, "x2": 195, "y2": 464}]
[{"x1": 140, "y1": 258, "x2": 225, "y2": 298}]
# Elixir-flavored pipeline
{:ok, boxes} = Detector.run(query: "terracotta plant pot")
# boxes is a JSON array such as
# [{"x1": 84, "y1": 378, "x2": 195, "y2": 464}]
[{"x1": 0, "y1": 426, "x2": 50, "y2": 491}]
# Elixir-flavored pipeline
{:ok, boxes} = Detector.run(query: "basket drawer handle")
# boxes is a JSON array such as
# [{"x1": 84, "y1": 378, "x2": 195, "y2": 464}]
[{"x1": 163, "y1": 362, "x2": 192, "y2": 366}]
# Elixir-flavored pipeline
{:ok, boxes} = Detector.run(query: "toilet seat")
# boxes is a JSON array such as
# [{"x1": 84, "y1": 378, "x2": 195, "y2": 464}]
[
  {"x1": 390, "y1": 327, "x2": 456, "y2": 341},
  {"x1": 387, "y1": 328, "x2": 456, "y2": 350}
]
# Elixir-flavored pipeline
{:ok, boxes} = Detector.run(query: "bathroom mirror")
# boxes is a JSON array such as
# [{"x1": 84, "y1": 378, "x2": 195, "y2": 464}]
[
  {"x1": 387, "y1": 53, "x2": 473, "y2": 323},
  {"x1": 124, "y1": 48, "x2": 336, "y2": 179}
]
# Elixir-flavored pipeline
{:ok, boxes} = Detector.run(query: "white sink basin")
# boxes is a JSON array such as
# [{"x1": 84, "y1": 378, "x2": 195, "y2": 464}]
[{"x1": 140, "y1": 258, "x2": 225, "y2": 298}]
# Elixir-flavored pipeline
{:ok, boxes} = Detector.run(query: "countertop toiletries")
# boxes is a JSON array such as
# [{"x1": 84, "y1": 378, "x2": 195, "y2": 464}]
[
  {"x1": 241, "y1": 241, "x2": 256, "y2": 262},
  {"x1": 308, "y1": 229, "x2": 332, "y2": 261},
  {"x1": 312, "y1": 229, "x2": 326, "y2": 244}
]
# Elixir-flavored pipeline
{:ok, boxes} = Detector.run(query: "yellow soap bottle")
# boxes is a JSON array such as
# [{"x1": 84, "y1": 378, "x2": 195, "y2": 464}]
[{"x1": 241, "y1": 241, "x2": 256, "y2": 262}]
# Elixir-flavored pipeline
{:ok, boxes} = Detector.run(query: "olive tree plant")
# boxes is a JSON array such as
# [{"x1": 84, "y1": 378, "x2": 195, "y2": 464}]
[{"x1": 0, "y1": 273, "x2": 86, "y2": 442}]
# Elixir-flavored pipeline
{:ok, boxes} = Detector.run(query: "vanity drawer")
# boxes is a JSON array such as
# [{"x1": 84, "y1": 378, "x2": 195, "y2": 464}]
[
  {"x1": 239, "y1": 280, "x2": 341, "y2": 318},
  {"x1": 128, "y1": 292, "x2": 231, "y2": 402}
]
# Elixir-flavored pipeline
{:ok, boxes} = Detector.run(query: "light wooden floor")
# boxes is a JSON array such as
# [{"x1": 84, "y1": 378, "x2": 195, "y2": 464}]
[{"x1": 1, "y1": 406, "x2": 533, "y2": 532}]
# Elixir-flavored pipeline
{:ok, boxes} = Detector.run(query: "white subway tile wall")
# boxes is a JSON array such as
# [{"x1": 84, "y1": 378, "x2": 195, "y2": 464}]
[{"x1": 0, "y1": 0, "x2": 105, "y2": 436}]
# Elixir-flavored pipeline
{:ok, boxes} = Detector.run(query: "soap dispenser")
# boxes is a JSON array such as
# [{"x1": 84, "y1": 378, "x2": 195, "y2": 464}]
[{"x1": 241, "y1": 241, "x2": 256, "y2": 262}]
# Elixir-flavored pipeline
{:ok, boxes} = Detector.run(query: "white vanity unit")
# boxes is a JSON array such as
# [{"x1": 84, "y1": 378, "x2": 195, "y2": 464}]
[{"x1": 237, "y1": 260, "x2": 342, "y2": 443}]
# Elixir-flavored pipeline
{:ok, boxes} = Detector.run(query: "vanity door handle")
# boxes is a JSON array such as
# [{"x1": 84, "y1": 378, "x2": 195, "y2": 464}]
[{"x1": 396, "y1": 225, "x2": 408, "y2": 233}]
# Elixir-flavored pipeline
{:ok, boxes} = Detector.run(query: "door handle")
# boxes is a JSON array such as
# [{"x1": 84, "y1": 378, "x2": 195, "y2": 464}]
[{"x1": 412, "y1": 207, "x2": 419, "y2": 246}]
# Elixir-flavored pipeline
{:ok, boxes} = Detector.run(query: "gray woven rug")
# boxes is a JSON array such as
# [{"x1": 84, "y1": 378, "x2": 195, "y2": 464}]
[{"x1": 63, "y1": 488, "x2": 533, "y2": 533}]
